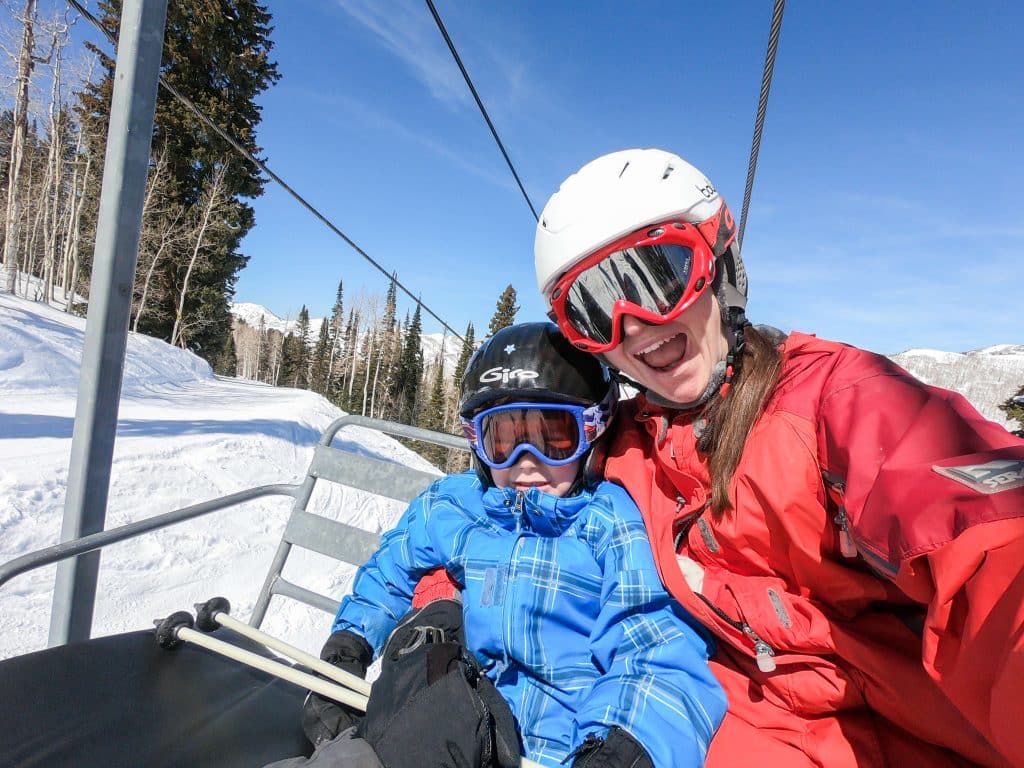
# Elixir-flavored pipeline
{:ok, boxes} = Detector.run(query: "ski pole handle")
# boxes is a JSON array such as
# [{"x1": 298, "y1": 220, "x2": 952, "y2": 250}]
[{"x1": 195, "y1": 597, "x2": 372, "y2": 697}]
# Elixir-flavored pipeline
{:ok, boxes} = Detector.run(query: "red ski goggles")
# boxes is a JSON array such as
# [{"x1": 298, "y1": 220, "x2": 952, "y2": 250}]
[{"x1": 548, "y1": 219, "x2": 720, "y2": 353}]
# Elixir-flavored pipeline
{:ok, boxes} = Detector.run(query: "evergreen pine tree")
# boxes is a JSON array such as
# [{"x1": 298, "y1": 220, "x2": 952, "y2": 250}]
[
  {"x1": 374, "y1": 276, "x2": 400, "y2": 418},
  {"x1": 292, "y1": 306, "x2": 311, "y2": 389},
  {"x1": 212, "y1": 333, "x2": 237, "y2": 376},
  {"x1": 416, "y1": 357, "x2": 449, "y2": 467},
  {"x1": 76, "y1": 0, "x2": 280, "y2": 362},
  {"x1": 487, "y1": 284, "x2": 519, "y2": 336},
  {"x1": 452, "y1": 323, "x2": 476, "y2": 389},
  {"x1": 444, "y1": 323, "x2": 477, "y2": 473},
  {"x1": 326, "y1": 280, "x2": 344, "y2": 398},
  {"x1": 309, "y1": 319, "x2": 332, "y2": 394},
  {"x1": 278, "y1": 333, "x2": 298, "y2": 386},
  {"x1": 394, "y1": 304, "x2": 424, "y2": 423},
  {"x1": 256, "y1": 316, "x2": 270, "y2": 382}
]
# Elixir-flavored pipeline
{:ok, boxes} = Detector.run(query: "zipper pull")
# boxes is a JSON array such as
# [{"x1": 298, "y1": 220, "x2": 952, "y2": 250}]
[
  {"x1": 675, "y1": 493, "x2": 686, "y2": 513},
  {"x1": 834, "y1": 508, "x2": 858, "y2": 558},
  {"x1": 754, "y1": 640, "x2": 777, "y2": 673},
  {"x1": 742, "y1": 624, "x2": 777, "y2": 673}
]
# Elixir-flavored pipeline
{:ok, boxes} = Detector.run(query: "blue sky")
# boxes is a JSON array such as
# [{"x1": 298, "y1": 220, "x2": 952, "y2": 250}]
[{"x1": 84, "y1": 1, "x2": 1024, "y2": 352}]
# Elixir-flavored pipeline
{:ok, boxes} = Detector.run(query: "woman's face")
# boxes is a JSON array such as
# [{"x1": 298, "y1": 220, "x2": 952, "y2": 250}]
[{"x1": 602, "y1": 290, "x2": 730, "y2": 404}]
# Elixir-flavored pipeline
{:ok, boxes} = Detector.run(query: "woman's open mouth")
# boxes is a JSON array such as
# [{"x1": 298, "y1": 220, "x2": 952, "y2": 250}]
[{"x1": 635, "y1": 332, "x2": 688, "y2": 372}]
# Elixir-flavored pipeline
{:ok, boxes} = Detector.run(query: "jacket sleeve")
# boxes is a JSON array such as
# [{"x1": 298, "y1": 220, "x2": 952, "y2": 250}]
[
  {"x1": 818, "y1": 349, "x2": 1024, "y2": 766},
  {"x1": 330, "y1": 478, "x2": 454, "y2": 653},
  {"x1": 573, "y1": 483, "x2": 727, "y2": 768}
]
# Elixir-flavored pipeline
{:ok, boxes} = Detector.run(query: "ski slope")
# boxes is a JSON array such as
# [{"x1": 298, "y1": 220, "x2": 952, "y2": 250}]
[{"x1": 0, "y1": 292, "x2": 441, "y2": 660}]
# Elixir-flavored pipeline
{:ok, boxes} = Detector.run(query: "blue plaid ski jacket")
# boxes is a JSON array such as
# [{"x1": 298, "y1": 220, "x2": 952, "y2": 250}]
[{"x1": 332, "y1": 471, "x2": 726, "y2": 768}]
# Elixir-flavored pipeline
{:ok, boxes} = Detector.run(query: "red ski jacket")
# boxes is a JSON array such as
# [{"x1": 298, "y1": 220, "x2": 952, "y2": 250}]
[{"x1": 604, "y1": 332, "x2": 1024, "y2": 767}]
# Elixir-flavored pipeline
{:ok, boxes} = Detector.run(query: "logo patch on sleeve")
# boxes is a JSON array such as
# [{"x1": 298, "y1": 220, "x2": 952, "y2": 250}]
[{"x1": 932, "y1": 460, "x2": 1024, "y2": 494}]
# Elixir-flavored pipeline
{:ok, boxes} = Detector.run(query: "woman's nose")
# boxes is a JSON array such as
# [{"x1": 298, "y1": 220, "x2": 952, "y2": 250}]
[{"x1": 621, "y1": 314, "x2": 646, "y2": 337}]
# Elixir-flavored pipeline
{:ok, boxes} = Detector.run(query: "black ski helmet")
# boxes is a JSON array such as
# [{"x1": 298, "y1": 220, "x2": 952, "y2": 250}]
[
  {"x1": 460, "y1": 322, "x2": 612, "y2": 417},
  {"x1": 459, "y1": 322, "x2": 617, "y2": 491}
]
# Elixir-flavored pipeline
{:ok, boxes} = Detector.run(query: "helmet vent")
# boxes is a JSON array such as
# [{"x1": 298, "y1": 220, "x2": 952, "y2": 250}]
[
  {"x1": 662, "y1": 163, "x2": 675, "y2": 179},
  {"x1": 618, "y1": 161, "x2": 630, "y2": 178}
]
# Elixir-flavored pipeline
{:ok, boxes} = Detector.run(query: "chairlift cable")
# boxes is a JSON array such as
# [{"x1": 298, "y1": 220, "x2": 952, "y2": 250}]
[
  {"x1": 424, "y1": 0, "x2": 539, "y2": 222},
  {"x1": 65, "y1": 0, "x2": 465, "y2": 342},
  {"x1": 737, "y1": 0, "x2": 786, "y2": 251}
]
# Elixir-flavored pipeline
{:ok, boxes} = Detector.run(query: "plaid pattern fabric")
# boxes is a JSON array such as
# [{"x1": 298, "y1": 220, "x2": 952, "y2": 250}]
[{"x1": 333, "y1": 472, "x2": 726, "y2": 768}]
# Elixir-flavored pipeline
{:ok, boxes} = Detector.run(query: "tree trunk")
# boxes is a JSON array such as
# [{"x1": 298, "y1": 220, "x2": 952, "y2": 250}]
[
  {"x1": 63, "y1": 155, "x2": 90, "y2": 312},
  {"x1": 171, "y1": 165, "x2": 225, "y2": 348},
  {"x1": 42, "y1": 38, "x2": 65, "y2": 304},
  {"x1": 370, "y1": 335, "x2": 384, "y2": 417},
  {"x1": 2, "y1": 0, "x2": 38, "y2": 294}
]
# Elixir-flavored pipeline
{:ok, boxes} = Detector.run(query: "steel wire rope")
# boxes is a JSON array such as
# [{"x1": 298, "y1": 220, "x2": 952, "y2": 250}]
[
  {"x1": 66, "y1": 0, "x2": 465, "y2": 342},
  {"x1": 737, "y1": 0, "x2": 786, "y2": 251},
  {"x1": 424, "y1": 0, "x2": 539, "y2": 222}
]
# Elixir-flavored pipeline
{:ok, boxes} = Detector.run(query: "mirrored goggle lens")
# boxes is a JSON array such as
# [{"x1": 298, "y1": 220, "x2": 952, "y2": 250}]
[
  {"x1": 479, "y1": 408, "x2": 581, "y2": 465},
  {"x1": 564, "y1": 244, "x2": 694, "y2": 344}
]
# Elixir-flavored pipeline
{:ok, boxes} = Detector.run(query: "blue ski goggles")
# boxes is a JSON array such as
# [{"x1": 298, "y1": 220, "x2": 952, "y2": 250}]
[{"x1": 460, "y1": 400, "x2": 612, "y2": 470}]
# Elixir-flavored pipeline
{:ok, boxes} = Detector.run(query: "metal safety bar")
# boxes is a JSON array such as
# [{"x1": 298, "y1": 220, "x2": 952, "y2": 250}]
[{"x1": 0, "y1": 416, "x2": 468, "y2": 643}]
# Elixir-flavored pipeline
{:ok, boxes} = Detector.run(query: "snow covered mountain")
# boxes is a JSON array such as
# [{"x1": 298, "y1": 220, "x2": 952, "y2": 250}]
[
  {"x1": 889, "y1": 345, "x2": 1024, "y2": 429},
  {"x1": 230, "y1": 302, "x2": 462, "y2": 374}
]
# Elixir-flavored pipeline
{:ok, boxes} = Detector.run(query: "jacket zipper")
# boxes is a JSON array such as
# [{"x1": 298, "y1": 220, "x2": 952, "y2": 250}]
[
  {"x1": 501, "y1": 491, "x2": 526, "y2": 669},
  {"x1": 696, "y1": 594, "x2": 777, "y2": 673},
  {"x1": 823, "y1": 472, "x2": 858, "y2": 558},
  {"x1": 512, "y1": 489, "x2": 525, "y2": 520},
  {"x1": 834, "y1": 505, "x2": 858, "y2": 558}
]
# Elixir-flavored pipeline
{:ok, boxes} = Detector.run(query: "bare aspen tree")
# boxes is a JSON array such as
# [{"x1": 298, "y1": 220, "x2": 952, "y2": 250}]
[
  {"x1": 61, "y1": 150, "x2": 89, "y2": 310},
  {"x1": 2, "y1": 0, "x2": 55, "y2": 294},
  {"x1": 133, "y1": 147, "x2": 186, "y2": 332},
  {"x1": 39, "y1": 15, "x2": 69, "y2": 303},
  {"x1": 171, "y1": 163, "x2": 228, "y2": 348},
  {"x1": 58, "y1": 54, "x2": 96, "y2": 310}
]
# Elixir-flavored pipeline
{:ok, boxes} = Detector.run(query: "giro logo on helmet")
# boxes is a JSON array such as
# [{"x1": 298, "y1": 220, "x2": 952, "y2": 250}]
[{"x1": 479, "y1": 367, "x2": 540, "y2": 385}]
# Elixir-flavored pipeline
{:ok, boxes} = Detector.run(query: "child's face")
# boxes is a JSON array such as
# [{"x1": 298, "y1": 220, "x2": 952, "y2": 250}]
[{"x1": 491, "y1": 453, "x2": 580, "y2": 497}]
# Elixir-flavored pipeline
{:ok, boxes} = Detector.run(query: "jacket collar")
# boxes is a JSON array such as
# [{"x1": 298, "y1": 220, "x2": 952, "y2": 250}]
[{"x1": 482, "y1": 484, "x2": 592, "y2": 536}]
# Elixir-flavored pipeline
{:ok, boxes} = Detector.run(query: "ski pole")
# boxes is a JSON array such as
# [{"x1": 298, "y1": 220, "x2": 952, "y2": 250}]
[
  {"x1": 194, "y1": 596, "x2": 371, "y2": 697},
  {"x1": 155, "y1": 611, "x2": 369, "y2": 711}
]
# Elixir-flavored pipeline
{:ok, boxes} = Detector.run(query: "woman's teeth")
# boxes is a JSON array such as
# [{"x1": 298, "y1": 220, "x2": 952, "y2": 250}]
[
  {"x1": 635, "y1": 333, "x2": 687, "y2": 371},
  {"x1": 638, "y1": 337, "x2": 672, "y2": 355}
]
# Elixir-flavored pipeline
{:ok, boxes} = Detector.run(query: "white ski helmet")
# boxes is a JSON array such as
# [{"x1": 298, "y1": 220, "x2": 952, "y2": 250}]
[{"x1": 534, "y1": 148, "x2": 748, "y2": 323}]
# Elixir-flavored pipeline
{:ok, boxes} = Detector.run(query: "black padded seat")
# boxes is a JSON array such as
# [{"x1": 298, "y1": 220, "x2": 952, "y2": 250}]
[{"x1": 0, "y1": 627, "x2": 311, "y2": 768}]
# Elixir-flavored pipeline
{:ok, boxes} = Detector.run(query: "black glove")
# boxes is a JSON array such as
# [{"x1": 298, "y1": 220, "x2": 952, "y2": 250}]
[
  {"x1": 301, "y1": 629, "x2": 373, "y2": 747},
  {"x1": 571, "y1": 727, "x2": 654, "y2": 768},
  {"x1": 358, "y1": 600, "x2": 520, "y2": 768}
]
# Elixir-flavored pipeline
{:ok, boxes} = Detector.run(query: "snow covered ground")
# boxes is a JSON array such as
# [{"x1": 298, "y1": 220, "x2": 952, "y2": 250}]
[{"x1": 0, "y1": 292, "x2": 441, "y2": 660}]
